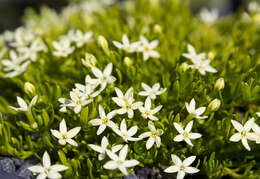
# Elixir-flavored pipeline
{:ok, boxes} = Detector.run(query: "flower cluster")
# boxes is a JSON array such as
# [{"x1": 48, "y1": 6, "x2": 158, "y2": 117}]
[{"x1": 113, "y1": 34, "x2": 160, "y2": 61}]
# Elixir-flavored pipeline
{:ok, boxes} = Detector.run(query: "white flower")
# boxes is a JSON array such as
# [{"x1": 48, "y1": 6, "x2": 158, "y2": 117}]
[
  {"x1": 138, "y1": 83, "x2": 166, "y2": 100},
  {"x1": 112, "y1": 119, "x2": 140, "y2": 142},
  {"x1": 185, "y1": 98, "x2": 207, "y2": 119},
  {"x1": 112, "y1": 87, "x2": 143, "y2": 118},
  {"x1": 104, "y1": 145, "x2": 139, "y2": 175},
  {"x1": 164, "y1": 154, "x2": 199, "y2": 179},
  {"x1": 50, "y1": 119, "x2": 81, "y2": 146},
  {"x1": 182, "y1": 44, "x2": 206, "y2": 64},
  {"x1": 67, "y1": 91, "x2": 93, "y2": 114},
  {"x1": 58, "y1": 98, "x2": 72, "y2": 113},
  {"x1": 89, "y1": 105, "x2": 117, "y2": 135},
  {"x1": 182, "y1": 44, "x2": 217, "y2": 75},
  {"x1": 139, "y1": 121, "x2": 163, "y2": 150},
  {"x1": 112, "y1": 34, "x2": 141, "y2": 53},
  {"x1": 1, "y1": 51, "x2": 30, "y2": 78},
  {"x1": 91, "y1": 63, "x2": 116, "y2": 90},
  {"x1": 88, "y1": 136, "x2": 123, "y2": 160},
  {"x1": 189, "y1": 58, "x2": 217, "y2": 75},
  {"x1": 138, "y1": 36, "x2": 160, "y2": 61},
  {"x1": 257, "y1": 112, "x2": 260, "y2": 117},
  {"x1": 229, "y1": 118, "x2": 257, "y2": 151},
  {"x1": 200, "y1": 8, "x2": 219, "y2": 25},
  {"x1": 28, "y1": 151, "x2": 68, "y2": 179},
  {"x1": 139, "y1": 97, "x2": 162, "y2": 121},
  {"x1": 53, "y1": 39, "x2": 74, "y2": 57},
  {"x1": 74, "y1": 30, "x2": 93, "y2": 48},
  {"x1": 18, "y1": 39, "x2": 46, "y2": 62},
  {"x1": 252, "y1": 122, "x2": 260, "y2": 144},
  {"x1": 248, "y1": 1, "x2": 260, "y2": 13},
  {"x1": 173, "y1": 121, "x2": 202, "y2": 146},
  {"x1": 9, "y1": 95, "x2": 38, "y2": 112}
]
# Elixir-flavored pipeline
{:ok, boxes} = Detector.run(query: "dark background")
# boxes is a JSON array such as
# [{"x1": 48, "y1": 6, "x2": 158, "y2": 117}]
[{"x1": 0, "y1": 0, "x2": 253, "y2": 33}]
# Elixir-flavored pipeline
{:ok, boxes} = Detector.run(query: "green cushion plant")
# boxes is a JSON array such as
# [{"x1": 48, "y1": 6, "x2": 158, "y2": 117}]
[{"x1": 0, "y1": 0, "x2": 259, "y2": 178}]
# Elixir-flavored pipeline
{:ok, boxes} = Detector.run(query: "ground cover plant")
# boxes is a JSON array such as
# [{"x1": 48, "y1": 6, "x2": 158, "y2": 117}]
[{"x1": 0, "y1": 0, "x2": 260, "y2": 178}]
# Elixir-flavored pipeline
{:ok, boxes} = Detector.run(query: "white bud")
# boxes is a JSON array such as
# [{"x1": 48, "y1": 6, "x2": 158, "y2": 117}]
[
  {"x1": 215, "y1": 78, "x2": 224, "y2": 90},
  {"x1": 124, "y1": 57, "x2": 133, "y2": 66},
  {"x1": 180, "y1": 62, "x2": 189, "y2": 72},
  {"x1": 208, "y1": 98, "x2": 221, "y2": 112},
  {"x1": 98, "y1": 35, "x2": 110, "y2": 56},
  {"x1": 153, "y1": 24, "x2": 162, "y2": 34},
  {"x1": 24, "y1": 82, "x2": 36, "y2": 96}
]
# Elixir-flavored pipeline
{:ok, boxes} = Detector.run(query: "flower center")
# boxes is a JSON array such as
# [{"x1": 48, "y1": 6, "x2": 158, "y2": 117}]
[
  {"x1": 151, "y1": 131, "x2": 158, "y2": 138},
  {"x1": 117, "y1": 160, "x2": 123, "y2": 165},
  {"x1": 122, "y1": 133, "x2": 128, "y2": 137},
  {"x1": 61, "y1": 134, "x2": 68, "y2": 140},
  {"x1": 241, "y1": 130, "x2": 247, "y2": 137},
  {"x1": 182, "y1": 132, "x2": 188, "y2": 138},
  {"x1": 43, "y1": 167, "x2": 51, "y2": 174},
  {"x1": 198, "y1": 65, "x2": 204, "y2": 69},
  {"x1": 145, "y1": 47, "x2": 150, "y2": 52},
  {"x1": 101, "y1": 76, "x2": 107, "y2": 82},
  {"x1": 102, "y1": 117, "x2": 108, "y2": 124},
  {"x1": 125, "y1": 101, "x2": 131, "y2": 109},
  {"x1": 180, "y1": 165, "x2": 185, "y2": 171},
  {"x1": 76, "y1": 99, "x2": 82, "y2": 105},
  {"x1": 145, "y1": 110, "x2": 151, "y2": 116}
]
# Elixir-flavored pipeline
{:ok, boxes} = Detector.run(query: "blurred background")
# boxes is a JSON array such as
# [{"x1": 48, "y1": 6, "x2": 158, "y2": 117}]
[{"x1": 0, "y1": 0, "x2": 259, "y2": 32}]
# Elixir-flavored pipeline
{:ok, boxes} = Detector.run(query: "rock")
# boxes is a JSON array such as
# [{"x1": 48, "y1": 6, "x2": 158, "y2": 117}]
[
  {"x1": 16, "y1": 162, "x2": 33, "y2": 179},
  {"x1": 124, "y1": 171, "x2": 138, "y2": 179},
  {"x1": 0, "y1": 158, "x2": 16, "y2": 173},
  {"x1": 11, "y1": 158, "x2": 24, "y2": 167}
]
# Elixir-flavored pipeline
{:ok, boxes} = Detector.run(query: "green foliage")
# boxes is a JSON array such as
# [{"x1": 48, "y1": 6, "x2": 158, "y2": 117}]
[{"x1": 0, "y1": 0, "x2": 259, "y2": 178}]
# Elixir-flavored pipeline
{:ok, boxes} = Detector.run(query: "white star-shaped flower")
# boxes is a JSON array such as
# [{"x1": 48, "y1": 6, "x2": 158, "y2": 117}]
[
  {"x1": 2, "y1": 51, "x2": 30, "y2": 78},
  {"x1": 182, "y1": 44, "x2": 217, "y2": 75},
  {"x1": 88, "y1": 136, "x2": 123, "y2": 160},
  {"x1": 138, "y1": 36, "x2": 160, "y2": 61},
  {"x1": 67, "y1": 91, "x2": 93, "y2": 114},
  {"x1": 139, "y1": 121, "x2": 164, "y2": 150},
  {"x1": 164, "y1": 154, "x2": 199, "y2": 179},
  {"x1": 189, "y1": 59, "x2": 217, "y2": 75},
  {"x1": 112, "y1": 119, "x2": 140, "y2": 142},
  {"x1": 28, "y1": 151, "x2": 68, "y2": 179},
  {"x1": 112, "y1": 34, "x2": 141, "y2": 53},
  {"x1": 173, "y1": 120, "x2": 202, "y2": 146},
  {"x1": 9, "y1": 95, "x2": 38, "y2": 112},
  {"x1": 91, "y1": 63, "x2": 116, "y2": 90},
  {"x1": 50, "y1": 119, "x2": 81, "y2": 146},
  {"x1": 185, "y1": 98, "x2": 207, "y2": 119},
  {"x1": 182, "y1": 44, "x2": 206, "y2": 63},
  {"x1": 112, "y1": 87, "x2": 143, "y2": 118},
  {"x1": 200, "y1": 8, "x2": 219, "y2": 25},
  {"x1": 74, "y1": 30, "x2": 93, "y2": 48},
  {"x1": 18, "y1": 39, "x2": 46, "y2": 62},
  {"x1": 139, "y1": 97, "x2": 162, "y2": 121},
  {"x1": 252, "y1": 122, "x2": 260, "y2": 144},
  {"x1": 53, "y1": 39, "x2": 74, "y2": 57},
  {"x1": 104, "y1": 145, "x2": 139, "y2": 175},
  {"x1": 138, "y1": 83, "x2": 166, "y2": 100},
  {"x1": 89, "y1": 104, "x2": 117, "y2": 135},
  {"x1": 230, "y1": 118, "x2": 257, "y2": 151}
]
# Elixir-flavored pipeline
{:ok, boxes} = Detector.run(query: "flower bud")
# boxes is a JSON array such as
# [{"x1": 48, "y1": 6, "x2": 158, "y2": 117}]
[
  {"x1": 98, "y1": 35, "x2": 110, "y2": 56},
  {"x1": 180, "y1": 62, "x2": 189, "y2": 72},
  {"x1": 153, "y1": 24, "x2": 162, "y2": 34},
  {"x1": 82, "y1": 53, "x2": 96, "y2": 67},
  {"x1": 24, "y1": 82, "x2": 36, "y2": 96},
  {"x1": 215, "y1": 78, "x2": 224, "y2": 90},
  {"x1": 208, "y1": 51, "x2": 215, "y2": 60},
  {"x1": 124, "y1": 57, "x2": 133, "y2": 66},
  {"x1": 208, "y1": 98, "x2": 221, "y2": 112}
]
